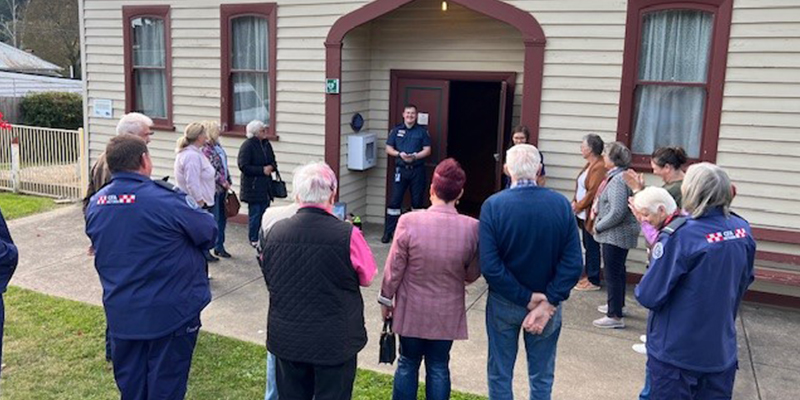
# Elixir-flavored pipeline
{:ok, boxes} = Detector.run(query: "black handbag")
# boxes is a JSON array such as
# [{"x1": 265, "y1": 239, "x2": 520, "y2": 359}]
[
  {"x1": 379, "y1": 319, "x2": 396, "y2": 365},
  {"x1": 270, "y1": 170, "x2": 288, "y2": 199}
]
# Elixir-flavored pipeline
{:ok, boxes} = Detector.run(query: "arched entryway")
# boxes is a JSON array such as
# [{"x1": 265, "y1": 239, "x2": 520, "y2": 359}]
[{"x1": 323, "y1": 0, "x2": 546, "y2": 178}]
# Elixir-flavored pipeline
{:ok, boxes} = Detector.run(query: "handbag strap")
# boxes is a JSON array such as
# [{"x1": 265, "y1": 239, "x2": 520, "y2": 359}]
[
  {"x1": 382, "y1": 318, "x2": 393, "y2": 334},
  {"x1": 275, "y1": 170, "x2": 282, "y2": 182}
]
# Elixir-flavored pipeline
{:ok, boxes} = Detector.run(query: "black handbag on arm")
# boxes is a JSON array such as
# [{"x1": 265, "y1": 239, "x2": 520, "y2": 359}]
[
  {"x1": 379, "y1": 318, "x2": 396, "y2": 365},
  {"x1": 270, "y1": 170, "x2": 288, "y2": 199}
]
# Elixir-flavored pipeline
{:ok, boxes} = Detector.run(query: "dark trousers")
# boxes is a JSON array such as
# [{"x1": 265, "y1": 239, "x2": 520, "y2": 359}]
[
  {"x1": 105, "y1": 325, "x2": 112, "y2": 361},
  {"x1": 578, "y1": 219, "x2": 601, "y2": 286},
  {"x1": 0, "y1": 294, "x2": 4, "y2": 378},
  {"x1": 383, "y1": 165, "x2": 426, "y2": 238},
  {"x1": 110, "y1": 318, "x2": 201, "y2": 400},
  {"x1": 212, "y1": 191, "x2": 228, "y2": 252},
  {"x1": 602, "y1": 243, "x2": 629, "y2": 318},
  {"x1": 248, "y1": 202, "x2": 270, "y2": 243},
  {"x1": 275, "y1": 356, "x2": 357, "y2": 400},
  {"x1": 393, "y1": 336, "x2": 454, "y2": 400},
  {"x1": 648, "y1": 357, "x2": 737, "y2": 400}
]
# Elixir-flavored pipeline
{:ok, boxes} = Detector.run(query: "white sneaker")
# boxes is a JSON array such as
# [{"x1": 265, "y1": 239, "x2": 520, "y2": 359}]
[
  {"x1": 640, "y1": 334, "x2": 647, "y2": 343},
  {"x1": 597, "y1": 304, "x2": 628, "y2": 315},
  {"x1": 632, "y1": 343, "x2": 647, "y2": 354},
  {"x1": 593, "y1": 316, "x2": 625, "y2": 329}
]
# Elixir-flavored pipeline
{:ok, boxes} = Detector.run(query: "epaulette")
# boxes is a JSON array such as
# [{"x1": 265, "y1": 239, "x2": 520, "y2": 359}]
[
  {"x1": 661, "y1": 216, "x2": 687, "y2": 236},
  {"x1": 153, "y1": 179, "x2": 180, "y2": 192}
]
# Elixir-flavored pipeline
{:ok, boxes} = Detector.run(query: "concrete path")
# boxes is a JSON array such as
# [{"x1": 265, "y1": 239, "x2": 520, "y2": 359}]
[{"x1": 8, "y1": 206, "x2": 800, "y2": 399}]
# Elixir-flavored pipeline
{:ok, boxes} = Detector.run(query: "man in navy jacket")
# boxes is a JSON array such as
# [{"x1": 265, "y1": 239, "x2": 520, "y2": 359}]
[
  {"x1": 635, "y1": 163, "x2": 755, "y2": 400},
  {"x1": 0, "y1": 206, "x2": 19, "y2": 378},
  {"x1": 480, "y1": 144, "x2": 582, "y2": 400}
]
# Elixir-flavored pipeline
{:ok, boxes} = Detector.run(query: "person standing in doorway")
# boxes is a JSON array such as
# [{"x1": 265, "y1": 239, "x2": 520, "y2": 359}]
[
  {"x1": 238, "y1": 120, "x2": 277, "y2": 247},
  {"x1": 382, "y1": 104, "x2": 432, "y2": 243}
]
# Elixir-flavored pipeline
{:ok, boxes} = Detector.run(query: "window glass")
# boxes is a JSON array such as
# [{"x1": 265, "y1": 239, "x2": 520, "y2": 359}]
[
  {"x1": 231, "y1": 16, "x2": 269, "y2": 126},
  {"x1": 131, "y1": 17, "x2": 167, "y2": 118}
]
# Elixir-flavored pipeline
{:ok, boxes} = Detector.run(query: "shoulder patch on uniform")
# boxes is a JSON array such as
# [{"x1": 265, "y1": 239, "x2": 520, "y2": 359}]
[
  {"x1": 185, "y1": 195, "x2": 199, "y2": 210},
  {"x1": 652, "y1": 242, "x2": 664, "y2": 260},
  {"x1": 153, "y1": 179, "x2": 179, "y2": 192},
  {"x1": 96, "y1": 194, "x2": 136, "y2": 205},
  {"x1": 662, "y1": 216, "x2": 687, "y2": 236},
  {"x1": 706, "y1": 228, "x2": 747, "y2": 243}
]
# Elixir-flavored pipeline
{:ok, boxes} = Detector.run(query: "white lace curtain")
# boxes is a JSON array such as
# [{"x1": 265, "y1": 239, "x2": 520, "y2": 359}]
[
  {"x1": 132, "y1": 17, "x2": 167, "y2": 119},
  {"x1": 231, "y1": 16, "x2": 270, "y2": 126},
  {"x1": 632, "y1": 10, "x2": 713, "y2": 158}
]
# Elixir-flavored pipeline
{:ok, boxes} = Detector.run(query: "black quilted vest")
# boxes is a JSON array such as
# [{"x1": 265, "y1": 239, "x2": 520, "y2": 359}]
[{"x1": 261, "y1": 207, "x2": 367, "y2": 365}]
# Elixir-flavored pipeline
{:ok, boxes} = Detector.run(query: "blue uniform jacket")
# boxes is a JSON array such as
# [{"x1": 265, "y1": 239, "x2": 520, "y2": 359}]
[
  {"x1": 635, "y1": 208, "x2": 755, "y2": 373},
  {"x1": 479, "y1": 186, "x2": 583, "y2": 307},
  {"x1": 85, "y1": 172, "x2": 217, "y2": 340},
  {"x1": 386, "y1": 123, "x2": 431, "y2": 167},
  {"x1": 0, "y1": 208, "x2": 18, "y2": 293}
]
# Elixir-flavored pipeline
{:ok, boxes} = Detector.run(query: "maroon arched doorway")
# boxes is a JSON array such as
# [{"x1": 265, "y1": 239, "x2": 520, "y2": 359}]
[{"x1": 323, "y1": 0, "x2": 546, "y2": 177}]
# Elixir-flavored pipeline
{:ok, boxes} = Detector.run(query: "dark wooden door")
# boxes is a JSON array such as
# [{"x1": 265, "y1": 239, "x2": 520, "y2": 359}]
[{"x1": 388, "y1": 78, "x2": 450, "y2": 209}]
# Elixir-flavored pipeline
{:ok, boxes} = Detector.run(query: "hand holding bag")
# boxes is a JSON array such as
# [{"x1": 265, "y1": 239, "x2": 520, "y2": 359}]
[
  {"x1": 224, "y1": 189, "x2": 240, "y2": 218},
  {"x1": 378, "y1": 318, "x2": 396, "y2": 365},
  {"x1": 270, "y1": 170, "x2": 288, "y2": 199}
]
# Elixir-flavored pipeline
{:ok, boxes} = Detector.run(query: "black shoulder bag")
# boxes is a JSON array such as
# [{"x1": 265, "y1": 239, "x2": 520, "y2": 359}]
[{"x1": 379, "y1": 318, "x2": 396, "y2": 365}]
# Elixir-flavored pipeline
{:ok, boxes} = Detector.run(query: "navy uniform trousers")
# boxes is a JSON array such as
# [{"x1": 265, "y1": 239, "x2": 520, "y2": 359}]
[
  {"x1": 110, "y1": 317, "x2": 201, "y2": 400},
  {"x1": 383, "y1": 164, "x2": 426, "y2": 239},
  {"x1": 647, "y1": 357, "x2": 737, "y2": 400}
]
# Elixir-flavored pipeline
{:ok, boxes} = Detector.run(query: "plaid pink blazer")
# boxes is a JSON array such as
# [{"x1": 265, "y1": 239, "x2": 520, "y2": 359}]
[{"x1": 381, "y1": 204, "x2": 480, "y2": 340}]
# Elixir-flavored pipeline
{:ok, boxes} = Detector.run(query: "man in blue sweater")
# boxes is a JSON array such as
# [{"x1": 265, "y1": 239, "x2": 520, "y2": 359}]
[{"x1": 480, "y1": 144, "x2": 582, "y2": 400}]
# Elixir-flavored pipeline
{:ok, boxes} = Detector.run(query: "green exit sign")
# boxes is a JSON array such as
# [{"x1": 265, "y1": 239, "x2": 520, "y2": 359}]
[{"x1": 326, "y1": 78, "x2": 340, "y2": 94}]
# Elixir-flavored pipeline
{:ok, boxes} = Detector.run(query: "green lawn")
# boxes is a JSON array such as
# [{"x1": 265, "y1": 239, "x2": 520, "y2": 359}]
[
  {"x1": 3, "y1": 287, "x2": 486, "y2": 399},
  {"x1": 0, "y1": 192, "x2": 57, "y2": 220}
]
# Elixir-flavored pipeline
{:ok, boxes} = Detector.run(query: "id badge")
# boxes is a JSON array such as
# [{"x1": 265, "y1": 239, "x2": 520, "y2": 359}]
[{"x1": 394, "y1": 167, "x2": 401, "y2": 183}]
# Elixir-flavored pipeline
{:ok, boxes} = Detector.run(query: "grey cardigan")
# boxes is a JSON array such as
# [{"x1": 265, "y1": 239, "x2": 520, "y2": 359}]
[{"x1": 593, "y1": 170, "x2": 640, "y2": 249}]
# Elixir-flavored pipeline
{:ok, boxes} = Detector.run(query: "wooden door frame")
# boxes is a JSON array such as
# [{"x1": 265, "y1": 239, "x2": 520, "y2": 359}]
[{"x1": 385, "y1": 69, "x2": 517, "y2": 208}]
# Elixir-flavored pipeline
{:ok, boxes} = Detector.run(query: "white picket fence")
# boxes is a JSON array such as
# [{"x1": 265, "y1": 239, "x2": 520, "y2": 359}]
[{"x1": 0, "y1": 124, "x2": 88, "y2": 200}]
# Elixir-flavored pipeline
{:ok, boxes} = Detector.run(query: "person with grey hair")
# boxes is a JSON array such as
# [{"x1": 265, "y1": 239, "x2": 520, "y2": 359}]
[
  {"x1": 572, "y1": 133, "x2": 607, "y2": 291},
  {"x1": 480, "y1": 144, "x2": 582, "y2": 398},
  {"x1": 259, "y1": 161, "x2": 376, "y2": 399},
  {"x1": 238, "y1": 120, "x2": 277, "y2": 246},
  {"x1": 635, "y1": 163, "x2": 754, "y2": 399},
  {"x1": 590, "y1": 141, "x2": 639, "y2": 329}
]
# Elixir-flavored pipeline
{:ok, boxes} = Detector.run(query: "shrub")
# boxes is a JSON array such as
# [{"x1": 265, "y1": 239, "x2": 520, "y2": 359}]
[{"x1": 20, "y1": 92, "x2": 83, "y2": 130}]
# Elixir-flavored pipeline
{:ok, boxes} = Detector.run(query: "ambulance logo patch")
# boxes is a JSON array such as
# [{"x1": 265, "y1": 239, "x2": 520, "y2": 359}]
[
  {"x1": 652, "y1": 242, "x2": 664, "y2": 259},
  {"x1": 706, "y1": 228, "x2": 747, "y2": 243},
  {"x1": 96, "y1": 194, "x2": 136, "y2": 205},
  {"x1": 185, "y1": 195, "x2": 199, "y2": 210},
  {"x1": 397, "y1": 130, "x2": 406, "y2": 137}
]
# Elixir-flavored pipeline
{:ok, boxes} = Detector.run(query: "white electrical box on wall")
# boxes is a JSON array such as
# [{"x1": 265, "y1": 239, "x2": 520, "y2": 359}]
[{"x1": 348, "y1": 133, "x2": 376, "y2": 171}]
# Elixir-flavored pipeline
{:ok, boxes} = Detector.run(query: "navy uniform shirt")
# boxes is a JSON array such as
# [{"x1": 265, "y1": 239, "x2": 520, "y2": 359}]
[
  {"x1": 386, "y1": 123, "x2": 431, "y2": 167},
  {"x1": 86, "y1": 172, "x2": 217, "y2": 340},
  {"x1": 635, "y1": 208, "x2": 755, "y2": 373},
  {"x1": 0, "y1": 207, "x2": 18, "y2": 292}
]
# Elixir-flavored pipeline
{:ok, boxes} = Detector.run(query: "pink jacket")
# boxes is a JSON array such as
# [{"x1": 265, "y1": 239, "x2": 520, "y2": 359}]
[{"x1": 380, "y1": 205, "x2": 480, "y2": 340}]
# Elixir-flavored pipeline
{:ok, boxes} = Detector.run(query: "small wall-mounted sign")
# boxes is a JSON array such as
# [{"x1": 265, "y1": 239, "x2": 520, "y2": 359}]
[
  {"x1": 417, "y1": 112, "x2": 430, "y2": 125},
  {"x1": 326, "y1": 78, "x2": 340, "y2": 94},
  {"x1": 92, "y1": 99, "x2": 113, "y2": 118}
]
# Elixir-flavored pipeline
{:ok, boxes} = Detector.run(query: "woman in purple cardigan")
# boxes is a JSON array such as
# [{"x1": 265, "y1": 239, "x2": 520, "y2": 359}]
[{"x1": 379, "y1": 158, "x2": 481, "y2": 400}]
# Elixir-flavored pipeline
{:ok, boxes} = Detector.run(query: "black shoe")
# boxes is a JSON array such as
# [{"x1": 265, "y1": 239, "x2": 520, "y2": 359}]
[
  {"x1": 214, "y1": 249, "x2": 232, "y2": 258},
  {"x1": 381, "y1": 233, "x2": 392, "y2": 244},
  {"x1": 204, "y1": 252, "x2": 219, "y2": 262}
]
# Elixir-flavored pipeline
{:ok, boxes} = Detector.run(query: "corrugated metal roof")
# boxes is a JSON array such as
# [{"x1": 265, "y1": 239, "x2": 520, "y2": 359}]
[
  {"x1": 0, "y1": 71, "x2": 83, "y2": 97},
  {"x1": 0, "y1": 41, "x2": 62, "y2": 73}
]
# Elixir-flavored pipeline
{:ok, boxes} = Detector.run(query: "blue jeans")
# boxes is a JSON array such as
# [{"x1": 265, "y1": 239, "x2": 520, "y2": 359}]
[
  {"x1": 486, "y1": 292, "x2": 562, "y2": 400},
  {"x1": 392, "y1": 336, "x2": 453, "y2": 400},
  {"x1": 265, "y1": 351, "x2": 278, "y2": 400},
  {"x1": 640, "y1": 367, "x2": 651, "y2": 400},
  {"x1": 212, "y1": 191, "x2": 228, "y2": 252},
  {"x1": 578, "y1": 219, "x2": 601, "y2": 286},
  {"x1": 247, "y1": 202, "x2": 269, "y2": 243}
]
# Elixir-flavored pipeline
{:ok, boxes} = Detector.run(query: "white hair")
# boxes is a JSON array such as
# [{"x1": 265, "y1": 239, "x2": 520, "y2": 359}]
[
  {"x1": 506, "y1": 144, "x2": 541, "y2": 181},
  {"x1": 116, "y1": 112, "x2": 153, "y2": 136},
  {"x1": 292, "y1": 161, "x2": 338, "y2": 205},
  {"x1": 682, "y1": 162, "x2": 733, "y2": 218},
  {"x1": 246, "y1": 120, "x2": 266, "y2": 139},
  {"x1": 633, "y1": 187, "x2": 677, "y2": 215}
]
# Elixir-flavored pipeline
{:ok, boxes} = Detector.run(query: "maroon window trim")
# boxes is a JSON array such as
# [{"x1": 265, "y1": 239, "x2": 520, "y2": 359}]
[
  {"x1": 220, "y1": 3, "x2": 278, "y2": 139},
  {"x1": 616, "y1": 0, "x2": 733, "y2": 170},
  {"x1": 122, "y1": 5, "x2": 174, "y2": 131}
]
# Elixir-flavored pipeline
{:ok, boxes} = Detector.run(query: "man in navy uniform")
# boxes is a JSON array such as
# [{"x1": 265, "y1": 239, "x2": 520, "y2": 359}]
[
  {"x1": 0, "y1": 206, "x2": 19, "y2": 378},
  {"x1": 382, "y1": 104, "x2": 432, "y2": 243},
  {"x1": 86, "y1": 135, "x2": 217, "y2": 399},
  {"x1": 635, "y1": 163, "x2": 755, "y2": 400}
]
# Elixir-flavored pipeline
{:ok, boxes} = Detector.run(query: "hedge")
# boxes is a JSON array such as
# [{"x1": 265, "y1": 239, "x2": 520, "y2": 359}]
[{"x1": 20, "y1": 92, "x2": 83, "y2": 130}]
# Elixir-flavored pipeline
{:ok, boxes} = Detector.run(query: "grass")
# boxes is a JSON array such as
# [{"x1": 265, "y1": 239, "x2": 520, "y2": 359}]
[
  {"x1": 3, "y1": 287, "x2": 486, "y2": 399},
  {"x1": 0, "y1": 192, "x2": 57, "y2": 220}
]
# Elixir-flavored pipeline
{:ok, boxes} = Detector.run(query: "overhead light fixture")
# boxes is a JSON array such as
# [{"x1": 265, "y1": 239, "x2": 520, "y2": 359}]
[{"x1": 442, "y1": 1, "x2": 448, "y2": 11}]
